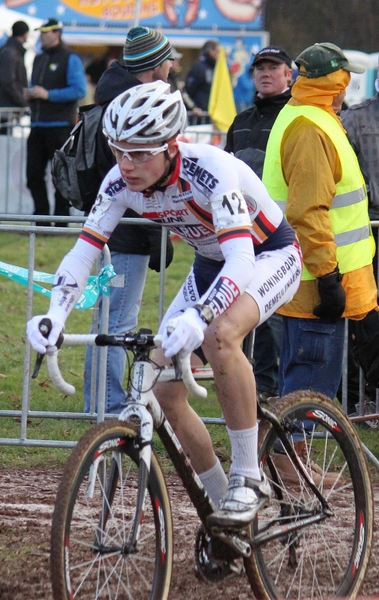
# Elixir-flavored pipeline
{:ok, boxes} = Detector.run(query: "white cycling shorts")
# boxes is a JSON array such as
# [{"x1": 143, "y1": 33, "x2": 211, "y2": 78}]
[{"x1": 160, "y1": 243, "x2": 302, "y2": 333}]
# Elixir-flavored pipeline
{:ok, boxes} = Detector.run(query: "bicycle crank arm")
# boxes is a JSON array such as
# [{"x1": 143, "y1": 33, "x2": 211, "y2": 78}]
[
  {"x1": 250, "y1": 510, "x2": 332, "y2": 547},
  {"x1": 210, "y1": 529, "x2": 252, "y2": 558}
]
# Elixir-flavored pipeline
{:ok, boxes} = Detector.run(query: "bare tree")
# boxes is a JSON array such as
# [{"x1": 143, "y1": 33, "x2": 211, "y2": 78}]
[{"x1": 264, "y1": 0, "x2": 379, "y2": 58}]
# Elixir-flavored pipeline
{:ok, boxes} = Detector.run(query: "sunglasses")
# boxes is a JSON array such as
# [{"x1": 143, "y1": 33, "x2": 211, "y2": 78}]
[{"x1": 107, "y1": 139, "x2": 168, "y2": 164}]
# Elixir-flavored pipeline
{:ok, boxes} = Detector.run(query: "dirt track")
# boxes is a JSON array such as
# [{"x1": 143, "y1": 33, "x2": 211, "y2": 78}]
[{"x1": 0, "y1": 468, "x2": 378, "y2": 600}]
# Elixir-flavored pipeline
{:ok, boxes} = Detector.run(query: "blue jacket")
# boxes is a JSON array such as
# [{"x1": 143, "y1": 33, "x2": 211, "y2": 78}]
[{"x1": 30, "y1": 42, "x2": 86, "y2": 127}]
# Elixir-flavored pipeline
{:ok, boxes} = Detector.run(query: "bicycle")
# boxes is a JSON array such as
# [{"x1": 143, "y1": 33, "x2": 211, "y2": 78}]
[{"x1": 35, "y1": 323, "x2": 374, "y2": 600}]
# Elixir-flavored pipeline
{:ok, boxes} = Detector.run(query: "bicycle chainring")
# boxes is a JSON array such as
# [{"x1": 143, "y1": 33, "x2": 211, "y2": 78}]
[{"x1": 194, "y1": 525, "x2": 243, "y2": 583}]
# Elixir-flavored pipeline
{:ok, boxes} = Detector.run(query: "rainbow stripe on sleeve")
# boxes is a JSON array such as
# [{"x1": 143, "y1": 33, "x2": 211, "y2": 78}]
[
  {"x1": 251, "y1": 212, "x2": 276, "y2": 243},
  {"x1": 217, "y1": 226, "x2": 253, "y2": 244},
  {"x1": 79, "y1": 227, "x2": 109, "y2": 250}
]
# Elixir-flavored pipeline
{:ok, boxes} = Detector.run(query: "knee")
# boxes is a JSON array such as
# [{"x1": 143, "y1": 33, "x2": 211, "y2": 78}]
[{"x1": 203, "y1": 318, "x2": 242, "y2": 363}]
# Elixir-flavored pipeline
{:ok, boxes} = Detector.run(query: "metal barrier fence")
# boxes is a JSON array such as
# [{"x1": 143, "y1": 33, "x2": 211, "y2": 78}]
[
  {"x1": 0, "y1": 108, "x2": 31, "y2": 215},
  {"x1": 0, "y1": 110, "x2": 378, "y2": 453},
  {"x1": 1, "y1": 216, "x2": 379, "y2": 454},
  {"x1": 0, "y1": 215, "x2": 171, "y2": 448},
  {"x1": 0, "y1": 107, "x2": 227, "y2": 216}
]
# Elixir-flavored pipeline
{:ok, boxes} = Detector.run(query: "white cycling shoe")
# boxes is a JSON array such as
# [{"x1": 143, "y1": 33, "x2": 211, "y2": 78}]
[{"x1": 207, "y1": 470, "x2": 271, "y2": 529}]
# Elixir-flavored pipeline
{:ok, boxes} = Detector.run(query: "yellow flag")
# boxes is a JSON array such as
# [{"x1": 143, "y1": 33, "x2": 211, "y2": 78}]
[{"x1": 208, "y1": 46, "x2": 237, "y2": 132}]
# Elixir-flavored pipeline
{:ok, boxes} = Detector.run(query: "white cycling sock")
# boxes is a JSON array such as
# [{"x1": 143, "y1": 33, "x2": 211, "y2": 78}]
[
  {"x1": 227, "y1": 424, "x2": 261, "y2": 481},
  {"x1": 198, "y1": 459, "x2": 228, "y2": 506}
]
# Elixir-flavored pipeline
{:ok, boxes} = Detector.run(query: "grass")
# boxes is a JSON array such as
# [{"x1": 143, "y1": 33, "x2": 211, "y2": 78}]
[
  {"x1": 0, "y1": 229, "x2": 378, "y2": 476},
  {"x1": 0, "y1": 230, "x2": 229, "y2": 470}
]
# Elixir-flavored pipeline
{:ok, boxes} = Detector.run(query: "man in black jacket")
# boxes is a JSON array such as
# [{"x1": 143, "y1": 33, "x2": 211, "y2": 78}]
[
  {"x1": 25, "y1": 18, "x2": 86, "y2": 221},
  {"x1": 225, "y1": 46, "x2": 293, "y2": 402},
  {"x1": 84, "y1": 26, "x2": 174, "y2": 414},
  {"x1": 0, "y1": 20, "x2": 29, "y2": 133}
]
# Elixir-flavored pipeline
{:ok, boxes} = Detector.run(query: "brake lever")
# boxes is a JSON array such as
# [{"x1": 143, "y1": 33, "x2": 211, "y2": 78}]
[
  {"x1": 165, "y1": 324, "x2": 181, "y2": 380},
  {"x1": 31, "y1": 318, "x2": 64, "y2": 379}
]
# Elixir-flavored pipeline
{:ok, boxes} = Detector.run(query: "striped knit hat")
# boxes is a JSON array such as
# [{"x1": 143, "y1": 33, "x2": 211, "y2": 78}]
[{"x1": 123, "y1": 27, "x2": 173, "y2": 73}]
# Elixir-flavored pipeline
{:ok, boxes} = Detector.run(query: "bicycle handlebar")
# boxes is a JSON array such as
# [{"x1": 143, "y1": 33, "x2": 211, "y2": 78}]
[
  {"x1": 46, "y1": 351, "x2": 76, "y2": 396},
  {"x1": 33, "y1": 323, "x2": 207, "y2": 399},
  {"x1": 154, "y1": 335, "x2": 207, "y2": 399}
]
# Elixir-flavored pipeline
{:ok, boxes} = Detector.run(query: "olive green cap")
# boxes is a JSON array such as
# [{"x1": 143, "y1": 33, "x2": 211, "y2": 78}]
[{"x1": 295, "y1": 43, "x2": 365, "y2": 78}]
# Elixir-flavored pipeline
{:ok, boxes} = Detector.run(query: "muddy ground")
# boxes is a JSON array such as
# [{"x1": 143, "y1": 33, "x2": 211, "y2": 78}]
[{"x1": 0, "y1": 468, "x2": 378, "y2": 600}]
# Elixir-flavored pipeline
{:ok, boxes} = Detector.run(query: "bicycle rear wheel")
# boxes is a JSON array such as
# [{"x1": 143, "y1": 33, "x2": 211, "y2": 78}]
[
  {"x1": 51, "y1": 420, "x2": 173, "y2": 600},
  {"x1": 245, "y1": 391, "x2": 373, "y2": 600}
]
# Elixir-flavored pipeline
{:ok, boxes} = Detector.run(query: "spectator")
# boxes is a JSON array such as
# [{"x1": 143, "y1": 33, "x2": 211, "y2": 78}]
[
  {"x1": 168, "y1": 46, "x2": 201, "y2": 115},
  {"x1": 342, "y1": 65, "x2": 379, "y2": 281},
  {"x1": 232, "y1": 64, "x2": 255, "y2": 114},
  {"x1": 0, "y1": 20, "x2": 29, "y2": 134},
  {"x1": 262, "y1": 43, "x2": 379, "y2": 482},
  {"x1": 25, "y1": 18, "x2": 86, "y2": 223},
  {"x1": 185, "y1": 39, "x2": 220, "y2": 124},
  {"x1": 84, "y1": 48, "x2": 119, "y2": 103},
  {"x1": 85, "y1": 56, "x2": 109, "y2": 88},
  {"x1": 167, "y1": 47, "x2": 183, "y2": 93},
  {"x1": 83, "y1": 26, "x2": 174, "y2": 414},
  {"x1": 338, "y1": 60, "x2": 379, "y2": 415},
  {"x1": 225, "y1": 45, "x2": 293, "y2": 402}
]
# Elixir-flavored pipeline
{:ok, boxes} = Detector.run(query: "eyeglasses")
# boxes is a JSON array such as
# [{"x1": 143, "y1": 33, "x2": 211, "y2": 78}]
[{"x1": 107, "y1": 139, "x2": 168, "y2": 164}]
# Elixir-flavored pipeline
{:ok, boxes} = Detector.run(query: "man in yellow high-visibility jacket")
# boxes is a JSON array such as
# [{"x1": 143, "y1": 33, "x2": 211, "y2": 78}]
[{"x1": 262, "y1": 43, "x2": 379, "y2": 483}]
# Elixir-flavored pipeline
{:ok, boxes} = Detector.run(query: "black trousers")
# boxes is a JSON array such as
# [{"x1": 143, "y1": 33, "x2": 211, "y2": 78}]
[{"x1": 26, "y1": 126, "x2": 72, "y2": 217}]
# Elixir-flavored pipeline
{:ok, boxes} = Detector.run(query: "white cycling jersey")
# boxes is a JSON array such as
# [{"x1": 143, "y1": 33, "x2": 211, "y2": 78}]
[{"x1": 49, "y1": 142, "x2": 301, "y2": 325}]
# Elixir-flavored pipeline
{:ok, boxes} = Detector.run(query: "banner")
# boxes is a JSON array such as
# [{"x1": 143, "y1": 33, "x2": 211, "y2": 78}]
[
  {"x1": 208, "y1": 46, "x2": 236, "y2": 132},
  {"x1": 61, "y1": 0, "x2": 163, "y2": 22},
  {"x1": 0, "y1": 261, "x2": 116, "y2": 310},
  {"x1": 4, "y1": 0, "x2": 264, "y2": 30}
]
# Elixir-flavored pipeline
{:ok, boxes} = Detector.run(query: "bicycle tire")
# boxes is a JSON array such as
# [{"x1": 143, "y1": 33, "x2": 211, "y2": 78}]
[
  {"x1": 50, "y1": 419, "x2": 173, "y2": 600},
  {"x1": 245, "y1": 390, "x2": 373, "y2": 600}
]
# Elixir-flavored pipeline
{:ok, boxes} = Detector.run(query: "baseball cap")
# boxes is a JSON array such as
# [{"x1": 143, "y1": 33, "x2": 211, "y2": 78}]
[
  {"x1": 295, "y1": 43, "x2": 365, "y2": 78},
  {"x1": 123, "y1": 26, "x2": 173, "y2": 73},
  {"x1": 12, "y1": 21, "x2": 29, "y2": 37},
  {"x1": 35, "y1": 18, "x2": 63, "y2": 32},
  {"x1": 251, "y1": 46, "x2": 292, "y2": 69}
]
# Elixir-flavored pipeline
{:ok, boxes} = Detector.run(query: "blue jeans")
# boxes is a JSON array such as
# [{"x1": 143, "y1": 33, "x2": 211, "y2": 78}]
[
  {"x1": 279, "y1": 317, "x2": 345, "y2": 399},
  {"x1": 84, "y1": 252, "x2": 149, "y2": 414},
  {"x1": 278, "y1": 316, "x2": 345, "y2": 442},
  {"x1": 253, "y1": 313, "x2": 283, "y2": 396}
]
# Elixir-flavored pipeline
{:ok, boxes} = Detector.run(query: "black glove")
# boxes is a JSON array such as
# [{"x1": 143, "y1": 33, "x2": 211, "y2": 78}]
[{"x1": 313, "y1": 267, "x2": 346, "y2": 322}]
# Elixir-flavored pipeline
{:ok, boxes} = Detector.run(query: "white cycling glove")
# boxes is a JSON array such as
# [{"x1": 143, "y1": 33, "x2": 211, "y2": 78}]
[
  {"x1": 162, "y1": 308, "x2": 207, "y2": 358},
  {"x1": 27, "y1": 313, "x2": 65, "y2": 354}
]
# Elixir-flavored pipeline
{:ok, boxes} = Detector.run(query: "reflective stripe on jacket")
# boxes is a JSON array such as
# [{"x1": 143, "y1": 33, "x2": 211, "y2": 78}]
[{"x1": 262, "y1": 104, "x2": 374, "y2": 280}]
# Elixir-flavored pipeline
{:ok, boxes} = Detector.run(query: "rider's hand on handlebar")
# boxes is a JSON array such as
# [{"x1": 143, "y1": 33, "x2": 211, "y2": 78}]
[
  {"x1": 27, "y1": 314, "x2": 65, "y2": 354},
  {"x1": 162, "y1": 308, "x2": 207, "y2": 358}
]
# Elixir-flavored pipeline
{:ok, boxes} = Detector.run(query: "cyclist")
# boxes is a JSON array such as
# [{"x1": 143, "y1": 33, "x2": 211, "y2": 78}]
[{"x1": 27, "y1": 82, "x2": 302, "y2": 529}]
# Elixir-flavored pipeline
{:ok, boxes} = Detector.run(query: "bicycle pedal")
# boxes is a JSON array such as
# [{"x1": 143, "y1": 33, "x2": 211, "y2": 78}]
[
  {"x1": 210, "y1": 529, "x2": 251, "y2": 558},
  {"x1": 229, "y1": 560, "x2": 245, "y2": 576}
]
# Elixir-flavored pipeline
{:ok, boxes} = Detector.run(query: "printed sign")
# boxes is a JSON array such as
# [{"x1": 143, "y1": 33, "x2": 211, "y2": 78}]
[
  {"x1": 5, "y1": 0, "x2": 264, "y2": 29},
  {"x1": 61, "y1": 0, "x2": 163, "y2": 22}
]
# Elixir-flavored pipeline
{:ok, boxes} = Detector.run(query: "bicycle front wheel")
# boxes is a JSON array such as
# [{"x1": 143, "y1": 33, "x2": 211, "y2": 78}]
[
  {"x1": 246, "y1": 391, "x2": 373, "y2": 600},
  {"x1": 51, "y1": 420, "x2": 173, "y2": 600}
]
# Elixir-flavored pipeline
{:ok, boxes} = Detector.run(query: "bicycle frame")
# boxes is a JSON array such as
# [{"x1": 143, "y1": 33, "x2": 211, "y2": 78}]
[{"x1": 44, "y1": 330, "x2": 331, "y2": 553}]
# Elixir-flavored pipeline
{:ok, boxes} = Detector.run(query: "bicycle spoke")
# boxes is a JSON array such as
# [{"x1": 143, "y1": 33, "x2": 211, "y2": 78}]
[
  {"x1": 51, "y1": 422, "x2": 173, "y2": 600},
  {"x1": 245, "y1": 391, "x2": 373, "y2": 600}
]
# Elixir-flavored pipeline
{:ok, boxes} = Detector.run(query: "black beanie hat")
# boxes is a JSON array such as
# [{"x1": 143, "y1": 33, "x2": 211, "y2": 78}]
[{"x1": 123, "y1": 26, "x2": 172, "y2": 73}]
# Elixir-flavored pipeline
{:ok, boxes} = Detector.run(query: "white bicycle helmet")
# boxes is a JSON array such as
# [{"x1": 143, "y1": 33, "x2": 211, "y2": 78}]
[{"x1": 103, "y1": 81, "x2": 187, "y2": 145}]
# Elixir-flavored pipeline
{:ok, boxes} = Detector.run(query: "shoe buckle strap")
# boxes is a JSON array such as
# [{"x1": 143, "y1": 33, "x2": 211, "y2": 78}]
[{"x1": 229, "y1": 474, "x2": 261, "y2": 490}]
